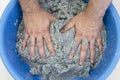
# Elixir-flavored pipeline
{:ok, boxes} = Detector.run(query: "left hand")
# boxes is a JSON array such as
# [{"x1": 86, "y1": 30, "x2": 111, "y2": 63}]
[
  {"x1": 22, "y1": 9, "x2": 57, "y2": 60},
  {"x1": 61, "y1": 11, "x2": 103, "y2": 65}
]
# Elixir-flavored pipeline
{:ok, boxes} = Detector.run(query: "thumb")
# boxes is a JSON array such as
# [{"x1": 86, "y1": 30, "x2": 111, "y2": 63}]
[
  {"x1": 60, "y1": 20, "x2": 75, "y2": 33},
  {"x1": 50, "y1": 15, "x2": 57, "y2": 21}
]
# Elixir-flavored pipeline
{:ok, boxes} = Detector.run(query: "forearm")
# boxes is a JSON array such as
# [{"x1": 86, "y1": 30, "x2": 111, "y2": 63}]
[
  {"x1": 19, "y1": 0, "x2": 41, "y2": 13},
  {"x1": 85, "y1": 0, "x2": 112, "y2": 19}
]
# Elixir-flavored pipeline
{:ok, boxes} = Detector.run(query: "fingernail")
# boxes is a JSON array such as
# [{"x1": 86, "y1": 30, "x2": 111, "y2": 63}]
[
  {"x1": 91, "y1": 60, "x2": 94, "y2": 63},
  {"x1": 53, "y1": 50, "x2": 56, "y2": 55},
  {"x1": 60, "y1": 29, "x2": 64, "y2": 33},
  {"x1": 31, "y1": 57, "x2": 34, "y2": 60},
  {"x1": 69, "y1": 55, "x2": 72, "y2": 59},
  {"x1": 22, "y1": 46, "x2": 25, "y2": 50},
  {"x1": 100, "y1": 51, "x2": 103, "y2": 54},
  {"x1": 51, "y1": 52, "x2": 55, "y2": 56},
  {"x1": 41, "y1": 57, "x2": 45, "y2": 60},
  {"x1": 80, "y1": 62, "x2": 83, "y2": 65}
]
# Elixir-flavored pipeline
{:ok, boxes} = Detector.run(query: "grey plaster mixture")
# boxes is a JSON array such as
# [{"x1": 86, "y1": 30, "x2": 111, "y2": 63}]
[{"x1": 16, "y1": 0, "x2": 106, "y2": 80}]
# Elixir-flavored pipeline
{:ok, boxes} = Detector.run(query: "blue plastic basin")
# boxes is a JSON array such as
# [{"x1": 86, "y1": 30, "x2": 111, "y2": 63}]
[{"x1": 0, "y1": 0, "x2": 120, "y2": 80}]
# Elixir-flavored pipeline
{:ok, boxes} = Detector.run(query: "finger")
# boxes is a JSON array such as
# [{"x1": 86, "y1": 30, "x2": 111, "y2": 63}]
[
  {"x1": 22, "y1": 33, "x2": 29, "y2": 50},
  {"x1": 79, "y1": 42, "x2": 87, "y2": 65},
  {"x1": 90, "y1": 40, "x2": 95, "y2": 63},
  {"x1": 60, "y1": 20, "x2": 75, "y2": 33},
  {"x1": 97, "y1": 35, "x2": 103, "y2": 54},
  {"x1": 75, "y1": 34, "x2": 82, "y2": 48},
  {"x1": 37, "y1": 37, "x2": 45, "y2": 60},
  {"x1": 69, "y1": 50, "x2": 76, "y2": 59},
  {"x1": 69, "y1": 36, "x2": 82, "y2": 59},
  {"x1": 44, "y1": 33, "x2": 55, "y2": 55},
  {"x1": 30, "y1": 36, "x2": 35, "y2": 60}
]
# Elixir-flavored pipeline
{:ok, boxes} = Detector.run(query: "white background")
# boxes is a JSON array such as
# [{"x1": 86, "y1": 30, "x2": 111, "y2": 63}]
[{"x1": 0, "y1": 0, "x2": 120, "y2": 80}]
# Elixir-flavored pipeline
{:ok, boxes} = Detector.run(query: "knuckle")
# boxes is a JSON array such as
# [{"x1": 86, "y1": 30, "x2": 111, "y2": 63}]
[
  {"x1": 90, "y1": 48, "x2": 94, "y2": 52},
  {"x1": 24, "y1": 30, "x2": 28, "y2": 34},
  {"x1": 22, "y1": 40, "x2": 27, "y2": 45},
  {"x1": 30, "y1": 43, "x2": 34, "y2": 47},
  {"x1": 40, "y1": 50, "x2": 44, "y2": 55},
  {"x1": 99, "y1": 46, "x2": 103, "y2": 50},
  {"x1": 90, "y1": 45, "x2": 94, "y2": 50},
  {"x1": 78, "y1": 33, "x2": 82, "y2": 37},
  {"x1": 26, "y1": 30, "x2": 31, "y2": 34},
  {"x1": 44, "y1": 33, "x2": 50, "y2": 38},
  {"x1": 48, "y1": 45, "x2": 54, "y2": 51},
  {"x1": 90, "y1": 51, "x2": 95, "y2": 55},
  {"x1": 23, "y1": 36, "x2": 28, "y2": 41},
  {"x1": 22, "y1": 43, "x2": 25, "y2": 48},
  {"x1": 82, "y1": 46, "x2": 87, "y2": 52},
  {"x1": 48, "y1": 43, "x2": 53, "y2": 48},
  {"x1": 38, "y1": 44, "x2": 43, "y2": 49},
  {"x1": 99, "y1": 43, "x2": 102, "y2": 46},
  {"x1": 22, "y1": 43, "x2": 26, "y2": 48},
  {"x1": 30, "y1": 53, "x2": 34, "y2": 57},
  {"x1": 37, "y1": 40, "x2": 41, "y2": 44},
  {"x1": 98, "y1": 41, "x2": 102, "y2": 46},
  {"x1": 43, "y1": 29, "x2": 49, "y2": 33},
  {"x1": 90, "y1": 57, "x2": 94, "y2": 61},
  {"x1": 22, "y1": 39, "x2": 26, "y2": 43},
  {"x1": 30, "y1": 31, "x2": 35, "y2": 35},
  {"x1": 70, "y1": 53, "x2": 74, "y2": 57},
  {"x1": 36, "y1": 32, "x2": 41, "y2": 36},
  {"x1": 47, "y1": 39, "x2": 52, "y2": 44},
  {"x1": 49, "y1": 49, "x2": 54, "y2": 53},
  {"x1": 49, "y1": 46, "x2": 54, "y2": 51},
  {"x1": 30, "y1": 49, "x2": 33, "y2": 52},
  {"x1": 98, "y1": 38, "x2": 102, "y2": 42},
  {"x1": 24, "y1": 28, "x2": 28, "y2": 33},
  {"x1": 30, "y1": 49, "x2": 34, "y2": 54},
  {"x1": 80, "y1": 57, "x2": 84, "y2": 62},
  {"x1": 41, "y1": 55, "x2": 45, "y2": 59}
]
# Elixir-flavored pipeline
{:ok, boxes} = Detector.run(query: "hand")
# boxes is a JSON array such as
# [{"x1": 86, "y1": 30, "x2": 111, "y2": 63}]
[
  {"x1": 22, "y1": 8, "x2": 57, "y2": 60},
  {"x1": 61, "y1": 12, "x2": 103, "y2": 65}
]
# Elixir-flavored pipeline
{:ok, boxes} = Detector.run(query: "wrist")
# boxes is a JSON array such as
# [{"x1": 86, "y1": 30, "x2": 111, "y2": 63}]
[
  {"x1": 84, "y1": 0, "x2": 107, "y2": 20},
  {"x1": 19, "y1": 0, "x2": 42, "y2": 14},
  {"x1": 84, "y1": 8, "x2": 104, "y2": 21},
  {"x1": 23, "y1": 7, "x2": 43, "y2": 14}
]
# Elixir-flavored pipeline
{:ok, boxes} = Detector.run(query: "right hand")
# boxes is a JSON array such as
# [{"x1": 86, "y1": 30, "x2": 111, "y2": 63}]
[{"x1": 22, "y1": 8, "x2": 57, "y2": 60}]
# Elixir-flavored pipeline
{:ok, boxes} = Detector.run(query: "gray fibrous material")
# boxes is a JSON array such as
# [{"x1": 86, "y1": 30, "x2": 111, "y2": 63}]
[{"x1": 16, "y1": 0, "x2": 106, "y2": 80}]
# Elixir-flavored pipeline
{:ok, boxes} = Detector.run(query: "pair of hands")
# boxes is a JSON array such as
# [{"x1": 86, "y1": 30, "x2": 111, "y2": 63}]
[{"x1": 22, "y1": 8, "x2": 103, "y2": 65}]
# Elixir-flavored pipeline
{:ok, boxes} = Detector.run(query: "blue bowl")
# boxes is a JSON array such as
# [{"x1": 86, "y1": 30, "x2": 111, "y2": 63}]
[{"x1": 0, "y1": 0, "x2": 120, "y2": 80}]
